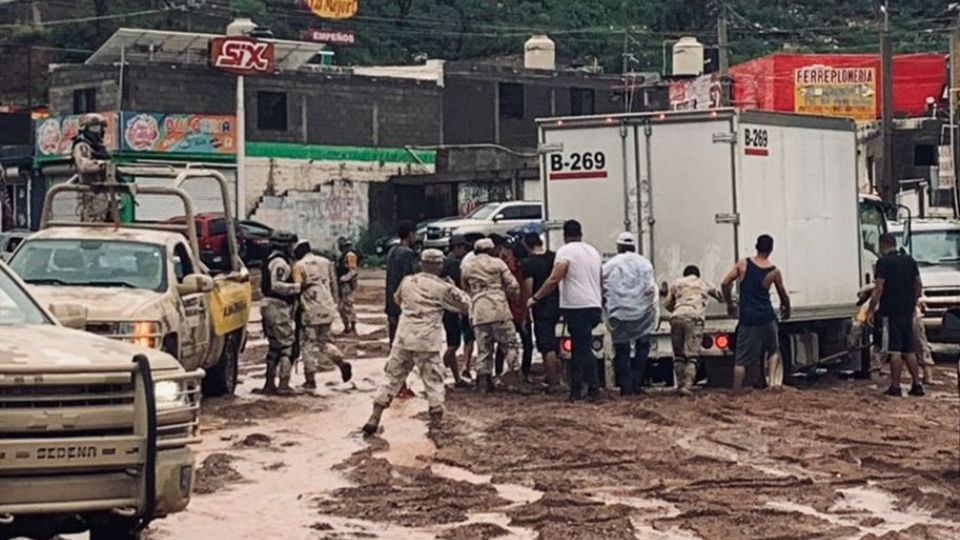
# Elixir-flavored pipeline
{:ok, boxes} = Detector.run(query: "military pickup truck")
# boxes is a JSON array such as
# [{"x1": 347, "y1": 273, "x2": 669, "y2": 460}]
[
  {"x1": 0, "y1": 258, "x2": 203, "y2": 540},
  {"x1": 8, "y1": 166, "x2": 252, "y2": 396}
]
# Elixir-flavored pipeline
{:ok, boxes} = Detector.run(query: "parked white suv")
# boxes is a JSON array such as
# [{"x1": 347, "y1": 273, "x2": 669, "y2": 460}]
[{"x1": 423, "y1": 201, "x2": 542, "y2": 249}]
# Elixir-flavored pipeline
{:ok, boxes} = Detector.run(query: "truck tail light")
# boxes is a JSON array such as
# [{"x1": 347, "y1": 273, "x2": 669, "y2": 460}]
[
  {"x1": 560, "y1": 338, "x2": 572, "y2": 353},
  {"x1": 715, "y1": 334, "x2": 731, "y2": 350}
]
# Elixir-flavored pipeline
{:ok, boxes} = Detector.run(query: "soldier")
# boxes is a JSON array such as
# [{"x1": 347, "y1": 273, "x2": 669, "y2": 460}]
[
  {"x1": 337, "y1": 237, "x2": 360, "y2": 335},
  {"x1": 71, "y1": 113, "x2": 112, "y2": 222},
  {"x1": 362, "y1": 249, "x2": 471, "y2": 435},
  {"x1": 665, "y1": 265, "x2": 724, "y2": 396},
  {"x1": 292, "y1": 240, "x2": 353, "y2": 389},
  {"x1": 260, "y1": 231, "x2": 301, "y2": 395},
  {"x1": 461, "y1": 238, "x2": 521, "y2": 392}
]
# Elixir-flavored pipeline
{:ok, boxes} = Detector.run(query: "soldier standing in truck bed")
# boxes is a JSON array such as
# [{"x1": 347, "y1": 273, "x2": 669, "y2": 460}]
[{"x1": 71, "y1": 114, "x2": 112, "y2": 222}]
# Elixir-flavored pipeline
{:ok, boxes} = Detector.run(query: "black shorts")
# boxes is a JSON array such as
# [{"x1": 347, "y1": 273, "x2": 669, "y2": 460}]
[
  {"x1": 880, "y1": 315, "x2": 915, "y2": 354},
  {"x1": 533, "y1": 315, "x2": 560, "y2": 354},
  {"x1": 734, "y1": 321, "x2": 779, "y2": 367},
  {"x1": 443, "y1": 313, "x2": 475, "y2": 348}
]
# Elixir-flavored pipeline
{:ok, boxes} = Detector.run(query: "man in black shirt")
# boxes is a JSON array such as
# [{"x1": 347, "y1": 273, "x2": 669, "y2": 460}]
[
  {"x1": 521, "y1": 233, "x2": 562, "y2": 391},
  {"x1": 868, "y1": 233, "x2": 924, "y2": 397},
  {"x1": 385, "y1": 220, "x2": 419, "y2": 398},
  {"x1": 441, "y1": 235, "x2": 474, "y2": 388}
]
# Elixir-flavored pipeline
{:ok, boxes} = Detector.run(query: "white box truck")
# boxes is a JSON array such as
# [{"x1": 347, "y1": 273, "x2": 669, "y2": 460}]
[{"x1": 538, "y1": 109, "x2": 882, "y2": 385}]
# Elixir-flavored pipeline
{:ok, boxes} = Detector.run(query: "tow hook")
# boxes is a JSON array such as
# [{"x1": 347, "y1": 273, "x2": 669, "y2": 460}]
[
  {"x1": 112, "y1": 507, "x2": 138, "y2": 517},
  {"x1": 0, "y1": 513, "x2": 14, "y2": 524}
]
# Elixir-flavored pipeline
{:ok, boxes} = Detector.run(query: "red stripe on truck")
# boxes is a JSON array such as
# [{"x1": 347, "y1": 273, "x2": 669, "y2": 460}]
[
  {"x1": 745, "y1": 147, "x2": 769, "y2": 156},
  {"x1": 549, "y1": 171, "x2": 609, "y2": 180}
]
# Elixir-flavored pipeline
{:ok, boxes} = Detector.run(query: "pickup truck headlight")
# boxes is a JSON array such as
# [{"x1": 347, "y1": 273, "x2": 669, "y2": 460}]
[
  {"x1": 117, "y1": 321, "x2": 162, "y2": 349},
  {"x1": 155, "y1": 380, "x2": 187, "y2": 410}
]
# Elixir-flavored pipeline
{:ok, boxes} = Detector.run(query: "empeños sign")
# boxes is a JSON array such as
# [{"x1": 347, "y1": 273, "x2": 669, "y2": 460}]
[{"x1": 209, "y1": 37, "x2": 275, "y2": 76}]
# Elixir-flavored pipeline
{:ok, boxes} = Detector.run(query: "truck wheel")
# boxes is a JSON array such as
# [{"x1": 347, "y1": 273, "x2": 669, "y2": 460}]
[
  {"x1": 203, "y1": 332, "x2": 240, "y2": 397},
  {"x1": 90, "y1": 519, "x2": 140, "y2": 540}
]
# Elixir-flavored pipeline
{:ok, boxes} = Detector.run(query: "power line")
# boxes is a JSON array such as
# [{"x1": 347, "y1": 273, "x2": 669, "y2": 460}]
[{"x1": 0, "y1": 7, "x2": 173, "y2": 29}]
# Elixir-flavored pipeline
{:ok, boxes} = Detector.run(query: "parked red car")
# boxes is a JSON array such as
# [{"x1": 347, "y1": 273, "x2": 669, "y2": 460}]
[{"x1": 164, "y1": 212, "x2": 237, "y2": 272}]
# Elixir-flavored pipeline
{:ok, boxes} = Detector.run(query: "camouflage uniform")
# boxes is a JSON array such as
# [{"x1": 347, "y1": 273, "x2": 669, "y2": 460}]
[
  {"x1": 71, "y1": 114, "x2": 112, "y2": 223},
  {"x1": 292, "y1": 249, "x2": 349, "y2": 386},
  {"x1": 370, "y1": 261, "x2": 471, "y2": 425},
  {"x1": 261, "y1": 248, "x2": 301, "y2": 393},
  {"x1": 461, "y1": 248, "x2": 521, "y2": 382},
  {"x1": 337, "y1": 240, "x2": 360, "y2": 334},
  {"x1": 667, "y1": 275, "x2": 722, "y2": 393}
]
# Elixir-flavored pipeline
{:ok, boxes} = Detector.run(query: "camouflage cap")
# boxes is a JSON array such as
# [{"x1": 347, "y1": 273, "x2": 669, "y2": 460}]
[
  {"x1": 474, "y1": 238, "x2": 495, "y2": 252},
  {"x1": 421, "y1": 248, "x2": 445, "y2": 265},
  {"x1": 79, "y1": 113, "x2": 108, "y2": 129},
  {"x1": 270, "y1": 230, "x2": 298, "y2": 246}
]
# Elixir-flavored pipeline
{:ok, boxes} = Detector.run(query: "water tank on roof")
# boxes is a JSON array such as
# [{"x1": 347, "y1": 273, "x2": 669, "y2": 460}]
[
  {"x1": 525, "y1": 34, "x2": 556, "y2": 71},
  {"x1": 226, "y1": 18, "x2": 257, "y2": 36},
  {"x1": 673, "y1": 36, "x2": 704, "y2": 77}
]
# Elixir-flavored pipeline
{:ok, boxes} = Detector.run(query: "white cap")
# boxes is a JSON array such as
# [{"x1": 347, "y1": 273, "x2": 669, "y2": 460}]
[{"x1": 616, "y1": 232, "x2": 636, "y2": 246}]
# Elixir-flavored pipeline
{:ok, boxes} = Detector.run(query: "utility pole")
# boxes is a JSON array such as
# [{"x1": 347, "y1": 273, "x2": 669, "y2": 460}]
[
  {"x1": 880, "y1": 0, "x2": 895, "y2": 202},
  {"x1": 717, "y1": 0, "x2": 730, "y2": 107},
  {"x1": 950, "y1": 22, "x2": 960, "y2": 216}
]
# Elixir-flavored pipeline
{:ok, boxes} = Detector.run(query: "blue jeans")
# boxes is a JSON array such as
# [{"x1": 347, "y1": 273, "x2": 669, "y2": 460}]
[
  {"x1": 614, "y1": 338, "x2": 651, "y2": 396},
  {"x1": 563, "y1": 308, "x2": 603, "y2": 398}
]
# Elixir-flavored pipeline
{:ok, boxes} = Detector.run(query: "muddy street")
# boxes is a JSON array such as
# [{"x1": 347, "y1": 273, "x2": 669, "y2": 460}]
[{"x1": 146, "y1": 271, "x2": 960, "y2": 540}]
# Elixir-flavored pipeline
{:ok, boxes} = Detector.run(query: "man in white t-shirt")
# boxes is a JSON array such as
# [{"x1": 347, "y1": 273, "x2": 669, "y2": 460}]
[{"x1": 528, "y1": 220, "x2": 603, "y2": 401}]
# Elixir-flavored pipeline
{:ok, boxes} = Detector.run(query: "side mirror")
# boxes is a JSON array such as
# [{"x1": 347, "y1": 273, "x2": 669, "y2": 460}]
[
  {"x1": 178, "y1": 274, "x2": 215, "y2": 296},
  {"x1": 492, "y1": 213, "x2": 504, "y2": 222},
  {"x1": 943, "y1": 309, "x2": 960, "y2": 331},
  {"x1": 49, "y1": 303, "x2": 89, "y2": 330}
]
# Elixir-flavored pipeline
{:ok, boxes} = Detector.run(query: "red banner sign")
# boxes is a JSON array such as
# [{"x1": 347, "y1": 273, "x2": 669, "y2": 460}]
[
  {"x1": 300, "y1": 28, "x2": 355, "y2": 45},
  {"x1": 209, "y1": 37, "x2": 275, "y2": 76}
]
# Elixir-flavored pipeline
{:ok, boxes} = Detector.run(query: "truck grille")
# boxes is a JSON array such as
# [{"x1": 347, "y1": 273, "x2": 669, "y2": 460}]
[
  {"x1": 923, "y1": 287, "x2": 960, "y2": 319},
  {"x1": 0, "y1": 382, "x2": 134, "y2": 409}
]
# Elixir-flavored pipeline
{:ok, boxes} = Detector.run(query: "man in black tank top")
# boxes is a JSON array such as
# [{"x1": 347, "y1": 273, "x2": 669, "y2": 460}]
[{"x1": 722, "y1": 235, "x2": 792, "y2": 392}]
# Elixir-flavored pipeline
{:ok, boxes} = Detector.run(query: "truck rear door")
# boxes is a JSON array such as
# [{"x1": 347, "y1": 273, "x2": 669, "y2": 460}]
[
  {"x1": 643, "y1": 115, "x2": 739, "y2": 290},
  {"x1": 539, "y1": 121, "x2": 638, "y2": 257}
]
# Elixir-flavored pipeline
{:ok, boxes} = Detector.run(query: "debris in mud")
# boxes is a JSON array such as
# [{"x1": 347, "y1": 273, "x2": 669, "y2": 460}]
[
  {"x1": 264, "y1": 461, "x2": 286, "y2": 471},
  {"x1": 507, "y1": 491, "x2": 636, "y2": 538},
  {"x1": 234, "y1": 432, "x2": 272, "y2": 448},
  {"x1": 862, "y1": 524, "x2": 956, "y2": 540},
  {"x1": 310, "y1": 522, "x2": 334, "y2": 531},
  {"x1": 203, "y1": 396, "x2": 319, "y2": 426},
  {"x1": 194, "y1": 453, "x2": 244, "y2": 495},
  {"x1": 317, "y1": 449, "x2": 507, "y2": 527},
  {"x1": 437, "y1": 522, "x2": 510, "y2": 540}
]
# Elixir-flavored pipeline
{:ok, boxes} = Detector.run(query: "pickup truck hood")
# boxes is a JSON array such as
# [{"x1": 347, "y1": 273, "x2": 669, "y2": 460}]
[
  {"x1": 25, "y1": 285, "x2": 171, "y2": 322},
  {"x1": 433, "y1": 218, "x2": 481, "y2": 231},
  {"x1": 0, "y1": 325, "x2": 181, "y2": 370},
  {"x1": 918, "y1": 264, "x2": 960, "y2": 289}
]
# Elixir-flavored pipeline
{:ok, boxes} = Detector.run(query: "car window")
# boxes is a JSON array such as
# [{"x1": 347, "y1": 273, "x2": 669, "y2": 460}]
[
  {"x1": 173, "y1": 243, "x2": 195, "y2": 283},
  {"x1": 10, "y1": 239, "x2": 166, "y2": 292},
  {"x1": 0, "y1": 266, "x2": 50, "y2": 325},
  {"x1": 466, "y1": 203, "x2": 500, "y2": 220},
  {"x1": 209, "y1": 219, "x2": 228, "y2": 236},
  {"x1": 500, "y1": 205, "x2": 541, "y2": 220}
]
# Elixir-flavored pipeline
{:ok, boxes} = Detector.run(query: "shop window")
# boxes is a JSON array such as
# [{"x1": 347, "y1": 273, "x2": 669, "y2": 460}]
[
  {"x1": 570, "y1": 88, "x2": 595, "y2": 116},
  {"x1": 257, "y1": 91, "x2": 288, "y2": 131},
  {"x1": 499, "y1": 83, "x2": 524, "y2": 119},
  {"x1": 73, "y1": 88, "x2": 97, "y2": 114}
]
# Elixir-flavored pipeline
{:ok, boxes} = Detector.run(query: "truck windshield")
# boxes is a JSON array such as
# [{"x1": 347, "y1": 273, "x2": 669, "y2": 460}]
[
  {"x1": 0, "y1": 266, "x2": 50, "y2": 325},
  {"x1": 897, "y1": 230, "x2": 960, "y2": 265},
  {"x1": 10, "y1": 240, "x2": 166, "y2": 292},
  {"x1": 466, "y1": 203, "x2": 500, "y2": 220}
]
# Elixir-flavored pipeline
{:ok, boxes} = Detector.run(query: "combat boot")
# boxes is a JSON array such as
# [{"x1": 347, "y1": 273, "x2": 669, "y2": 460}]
[
  {"x1": 261, "y1": 362, "x2": 278, "y2": 395},
  {"x1": 478, "y1": 374, "x2": 496, "y2": 393},
  {"x1": 428, "y1": 408, "x2": 444, "y2": 428},
  {"x1": 277, "y1": 377, "x2": 295, "y2": 396},
  {"x1": 302, "y1": 372, "x2": 317, "y2": 390},
  {"x1": 362, "y1": 404, "x2": 385, "y2": 435},
  {"x1": 338, "y1": 361, "x2": 353, "y2": 383}
]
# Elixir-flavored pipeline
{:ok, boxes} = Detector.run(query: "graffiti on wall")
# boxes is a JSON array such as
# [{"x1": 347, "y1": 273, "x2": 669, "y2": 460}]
[
  {"x1": 251, "y1": 179, "x2": 369, "y2": 252},
  {"x1": 457, "y1": 182, "x2": 513, "y2": 216}
]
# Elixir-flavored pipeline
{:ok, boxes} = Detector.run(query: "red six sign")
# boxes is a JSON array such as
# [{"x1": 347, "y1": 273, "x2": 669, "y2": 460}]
[{"x1": 209, "y1": 37, "x2": 275, "y2": 76}]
